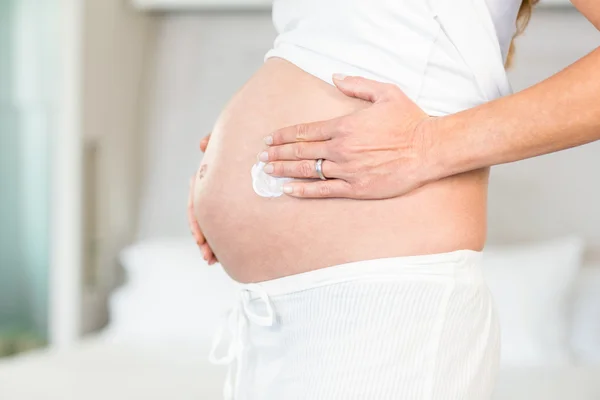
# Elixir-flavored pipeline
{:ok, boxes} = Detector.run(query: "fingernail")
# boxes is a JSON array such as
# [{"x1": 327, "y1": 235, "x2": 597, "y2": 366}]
[
  {"x1": 263, "y1": 163, "x2": 274, "y2": 174},
  {"x1": 258, "y1": 151, "x2": 269, "y2": 162},
  {"x1": 283, "y1": 185, "x2": 293, "y2": 194},
  {"x1": 263, "y1": 136, "x2": 273, "y2": 145},
  {"x1": 333, "y1": 73, "x2": 347, "y2": 81}
]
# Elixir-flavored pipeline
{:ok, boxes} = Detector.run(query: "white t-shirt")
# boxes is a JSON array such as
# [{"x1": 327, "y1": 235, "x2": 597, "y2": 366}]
[
  {"x1": 484, "y1": 0, "x2": 522, "y2": 61},
  {"x1": 266, "y1": 0, "x2": 517, "y2": 115}
]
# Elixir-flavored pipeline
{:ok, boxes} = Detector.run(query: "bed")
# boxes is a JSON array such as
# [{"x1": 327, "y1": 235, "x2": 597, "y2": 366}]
[
  {"x1": 2, "y1": 9, "x2": 600, "y2": 400},
  {"x1": 1, "y1": 340, "x2": 599, "y2": 400},
  {"x1": 2, "y1": 338, "x2": 598, "y2": 400},
  {"x1": 0, "y1": 337, "x2": 224, "y2": 400}
]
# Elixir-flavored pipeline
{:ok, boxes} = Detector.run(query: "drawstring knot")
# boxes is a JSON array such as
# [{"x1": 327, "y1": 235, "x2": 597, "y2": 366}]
[{"x1": 209, "y1": 283, "x2": 275, "y2": 399}]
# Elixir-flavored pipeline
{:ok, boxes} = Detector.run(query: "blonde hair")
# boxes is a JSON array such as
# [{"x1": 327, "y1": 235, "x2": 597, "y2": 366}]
[{"x1": 505, "y1": 0, "x2": 540, "y2": 68}]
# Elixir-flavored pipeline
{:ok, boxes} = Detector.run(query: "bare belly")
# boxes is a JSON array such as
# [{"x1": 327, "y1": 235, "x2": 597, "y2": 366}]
[{"x1": 193, "y1": 58, "x2": 489, "y2": 283}]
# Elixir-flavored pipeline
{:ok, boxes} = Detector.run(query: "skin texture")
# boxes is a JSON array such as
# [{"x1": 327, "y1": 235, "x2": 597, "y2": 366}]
[{"x1": 190, "y1": 58, "x2": 489, "y2": 282}]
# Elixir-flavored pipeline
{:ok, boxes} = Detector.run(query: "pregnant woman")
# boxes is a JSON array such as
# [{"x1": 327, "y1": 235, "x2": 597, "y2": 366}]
[{"x1": 189, "y1": 0, "x2": 539, "y2": 399}]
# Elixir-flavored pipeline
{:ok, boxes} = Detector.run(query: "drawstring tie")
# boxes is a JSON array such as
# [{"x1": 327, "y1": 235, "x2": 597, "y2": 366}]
[{"x1": 209, "y1": 283, "x2": 275, "y2": 400}]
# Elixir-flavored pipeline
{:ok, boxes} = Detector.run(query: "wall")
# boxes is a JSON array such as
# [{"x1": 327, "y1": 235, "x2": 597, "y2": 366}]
[
  {"x1": 493, "y1": 9, "x2": 600, "y2": 261},
  {"x1": 78, "y1": 0, "x2": 156, "y2": 334},
  {"x1": 137, "y1": 11, "x2": 275, "y2": 239}
]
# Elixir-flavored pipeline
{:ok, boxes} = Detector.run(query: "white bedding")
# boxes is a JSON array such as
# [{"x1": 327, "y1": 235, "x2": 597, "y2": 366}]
[
  {"x1": 0, "y1": 335, "x2": 226, "y2": 400},
  {"x1": 0, "y1": 335, "x2": 599, "y2": 400}
]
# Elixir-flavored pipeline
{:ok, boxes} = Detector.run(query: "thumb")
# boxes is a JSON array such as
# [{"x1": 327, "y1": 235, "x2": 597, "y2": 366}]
[
  {"x1": 332, "y1": 74, "x2": 396, "y2": 103},
  {"x1": 200, "y1": 133, "x2": 211, "y2": 153}
]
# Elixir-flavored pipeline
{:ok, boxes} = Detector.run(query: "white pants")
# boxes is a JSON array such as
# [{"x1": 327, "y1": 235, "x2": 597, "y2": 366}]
[{"x1": 210, "y1": 250, "x2": 500, "y2": 399}]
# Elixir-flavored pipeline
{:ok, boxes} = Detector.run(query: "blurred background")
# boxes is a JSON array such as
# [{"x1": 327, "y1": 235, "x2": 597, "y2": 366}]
[{"x1": 0, "y1": 0, "x2": 599, "y2": 399}]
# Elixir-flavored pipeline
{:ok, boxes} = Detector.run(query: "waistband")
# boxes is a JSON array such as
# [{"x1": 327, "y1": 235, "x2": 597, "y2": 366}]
[{"x1": 240, "y1": 249, "x2": 483, "y2": 298}]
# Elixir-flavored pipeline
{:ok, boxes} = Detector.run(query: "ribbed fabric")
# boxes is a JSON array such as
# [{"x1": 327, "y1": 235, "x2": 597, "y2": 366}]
[{"x1": 211, "y1": 250, "x2": 500, "y2": 399}]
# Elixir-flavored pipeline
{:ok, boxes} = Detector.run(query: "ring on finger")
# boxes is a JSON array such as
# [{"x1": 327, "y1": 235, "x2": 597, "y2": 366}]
[{"x1": 315, "y1": 158, "x2": 328, "y2": 181}]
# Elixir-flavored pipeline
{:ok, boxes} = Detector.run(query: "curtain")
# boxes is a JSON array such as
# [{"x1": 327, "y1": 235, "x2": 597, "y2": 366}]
[{"x1": 0, "y1": 0, "x2": 56, "y2": 353}]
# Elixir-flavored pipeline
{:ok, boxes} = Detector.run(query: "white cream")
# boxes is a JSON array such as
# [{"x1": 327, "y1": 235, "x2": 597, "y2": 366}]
[{"x1": 251, "y1": 161, "x2": 294, "y2": 198}]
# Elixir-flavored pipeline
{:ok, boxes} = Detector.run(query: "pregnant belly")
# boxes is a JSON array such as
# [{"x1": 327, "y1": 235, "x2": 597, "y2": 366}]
[{"x1": 193, "y1": 58, "x2": 489, "y2": 283}]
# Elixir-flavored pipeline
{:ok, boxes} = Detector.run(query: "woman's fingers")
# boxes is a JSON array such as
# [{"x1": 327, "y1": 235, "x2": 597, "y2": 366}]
[
  {"x1": 200, "y1": 133, "x2": 211, "y2": 153},
  {"x1": 261, "y1": 141, "x2": 330, "y2": 162},
  {"x1": 201, "y1": 243, "x2": 216, "y2": 262},
  {"x1": 264, "y1": 159, "x2": 343, "y2": 180},
  {"x1": 201, "y1": 243, "x2": 218, "y2": 265},
  {"x1": 189, "y1": 176, "x2": 218, "y2": 264},
  {"x1": 200, "y1": 243, "x2": 209, "y2": 259},
  {"x1": 188, "y1": 177, "x2": 206, "y2": 245},
  {"x1": 191, "y1": 143, "x2": 219, "y2": 265},
  {"x1": 266, "y1": 119, "x2": 337, "y2": 146},
  {"x1": 332, "y1": 74, "x2": 398, "y2": 103},
  {"x1": 282, "y1": 179, "x2": 355, "y2": 199},
  {"x1": 208, "y1": 254, "x2": 219, "y2": 266}
]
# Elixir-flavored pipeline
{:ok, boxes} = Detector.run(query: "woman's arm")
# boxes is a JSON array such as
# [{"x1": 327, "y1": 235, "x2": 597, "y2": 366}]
[
  {"x1": 431, "y1": 0, "x2": 600, "y2": 179},
  {"x1": 262, "y1": 2, "x2": 600, "y2": 199},
  {"x1": 431, "y1": 46, "x2": 600, "y2": 182},
  {"x1": 573, "y1": 0, "x2": 600, "y2": 27}
]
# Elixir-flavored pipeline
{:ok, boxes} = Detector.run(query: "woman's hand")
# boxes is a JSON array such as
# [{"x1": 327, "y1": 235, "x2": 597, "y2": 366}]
[
  {"x1": 188, "y1": 134, "x2": 218, "y2": 265},
  {"x1": 261, "y1": 75, "x2": 439, "y2": 200}
]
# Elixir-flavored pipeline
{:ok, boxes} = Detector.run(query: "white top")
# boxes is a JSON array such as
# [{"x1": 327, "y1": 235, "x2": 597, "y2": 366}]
[
  {"x1": 484, "y1": 0, "x2": 523, "y2": 61},
  {"x1": 265, "y1": 0, "x2": 518, "y2": 113}
]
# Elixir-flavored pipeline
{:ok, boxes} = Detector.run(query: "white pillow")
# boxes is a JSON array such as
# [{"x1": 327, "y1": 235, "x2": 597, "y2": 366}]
[
  {"x1": 571, "y1": 265, "x2": 600, "y2": 365},
  {"x1": 483, "y1": 236, "x2": 585, "y2": 367},
  {"x1": 109, "y1": 236, "x2": 587, "y2": 367},
  {"x1": 106, "y1": 238, "x2": 238, "y2": 348}
]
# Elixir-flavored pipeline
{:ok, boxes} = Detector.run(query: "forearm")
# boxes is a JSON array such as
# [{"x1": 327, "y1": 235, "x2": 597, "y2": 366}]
[{"x1": 431, "y1": 46, "x2": 600, "y2": 179}]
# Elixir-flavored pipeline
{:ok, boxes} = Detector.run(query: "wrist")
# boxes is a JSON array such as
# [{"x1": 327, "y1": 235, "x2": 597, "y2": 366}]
[
  {"x1": 415, "y1": 116, "x2": 454, "y2": 184},
  {"x1": 418, "y1": 112, "x2": 478, "y2": 183}
]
